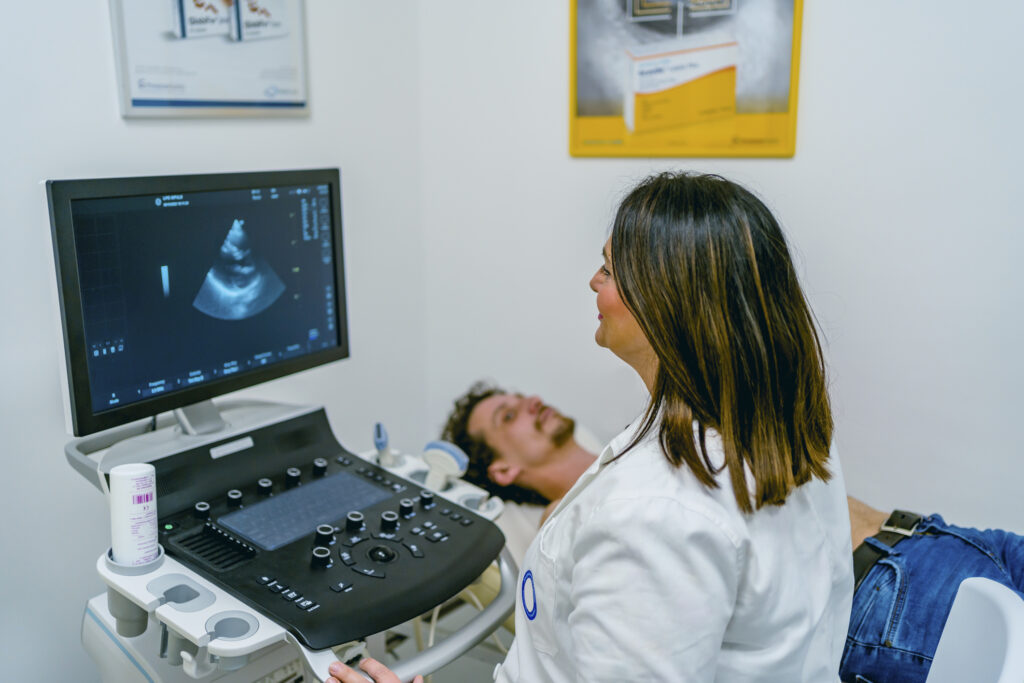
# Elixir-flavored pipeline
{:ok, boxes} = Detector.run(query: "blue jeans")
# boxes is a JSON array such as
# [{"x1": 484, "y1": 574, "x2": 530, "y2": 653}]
[{"x1": 840, "y1": 514, "x2": 1024, "y2": 683}]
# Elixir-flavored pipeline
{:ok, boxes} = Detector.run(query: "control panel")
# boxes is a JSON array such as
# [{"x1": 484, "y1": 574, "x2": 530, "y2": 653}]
[{"x1": 151, "y1": 408, "x2": 506, "y2": 650}]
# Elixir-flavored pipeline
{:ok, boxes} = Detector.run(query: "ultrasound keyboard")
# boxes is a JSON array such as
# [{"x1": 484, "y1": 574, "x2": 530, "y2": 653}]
[{"x1": 153, "y1": 408, "x2": 506, "y2": 650}]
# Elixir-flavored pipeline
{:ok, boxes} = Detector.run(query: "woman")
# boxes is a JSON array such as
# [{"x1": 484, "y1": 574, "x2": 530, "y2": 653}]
[{"x1": 328, "y1": 172, "x2": 853, "y2": 682}]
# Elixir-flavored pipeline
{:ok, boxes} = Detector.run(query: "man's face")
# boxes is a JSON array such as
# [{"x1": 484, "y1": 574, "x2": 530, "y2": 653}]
[{"x1": 467, "y1": 393, "x2": 575, "y2": 485}]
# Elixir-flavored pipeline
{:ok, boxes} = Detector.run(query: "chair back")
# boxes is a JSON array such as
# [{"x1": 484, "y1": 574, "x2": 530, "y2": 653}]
[{"x1": 925, "y1": 576, "x2": 1024, "y2": 683}]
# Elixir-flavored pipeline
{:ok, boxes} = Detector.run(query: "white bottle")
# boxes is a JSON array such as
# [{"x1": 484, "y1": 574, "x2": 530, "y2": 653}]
[{"x1": 109, "y1": 463, "x2": 159, "y2": 566}]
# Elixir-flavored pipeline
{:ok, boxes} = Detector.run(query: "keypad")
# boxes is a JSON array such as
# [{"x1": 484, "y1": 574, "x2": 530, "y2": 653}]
[{"x1": 243, "y1": 476, "x2": 489, "y2": 640}]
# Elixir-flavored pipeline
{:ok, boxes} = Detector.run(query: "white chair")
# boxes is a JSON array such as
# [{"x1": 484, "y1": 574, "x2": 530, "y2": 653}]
[{"x1": 925, "y1": 576, "x2": 1024, "y2": 683}]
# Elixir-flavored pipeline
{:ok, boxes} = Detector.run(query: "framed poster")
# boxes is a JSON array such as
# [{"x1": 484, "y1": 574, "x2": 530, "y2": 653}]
[
  {"x1": 110, "y1": 0, "x2": 309, "y2": 117},
  {"x1": 570, "y1": 0, "x2": 803, "y2": 157}
]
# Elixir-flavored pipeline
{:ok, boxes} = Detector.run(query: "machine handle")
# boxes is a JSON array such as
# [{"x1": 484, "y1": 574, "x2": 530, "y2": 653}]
[
  {"x1": 298, "y1": 547, "x2": 518, "y2": 682},
  {"x1": 64, "y1": 399, "x2": 302, "y2": 493},
  {"x1": 391, "y1": 546, "x2": 517, "y2": 681},
  {"x1": 65, "y1": 418, "x2": 158, "y2": 493}
]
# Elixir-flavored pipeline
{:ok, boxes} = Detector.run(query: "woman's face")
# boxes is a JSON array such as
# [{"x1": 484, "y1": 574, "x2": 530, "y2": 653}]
[{"x1": 589, "y1": 239, "x2": 653, "y2": 369}]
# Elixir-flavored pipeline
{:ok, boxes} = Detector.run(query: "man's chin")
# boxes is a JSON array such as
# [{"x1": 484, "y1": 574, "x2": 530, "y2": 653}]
[{"x1": 551, "y1": 417, "x2": 576, "y2": 447}]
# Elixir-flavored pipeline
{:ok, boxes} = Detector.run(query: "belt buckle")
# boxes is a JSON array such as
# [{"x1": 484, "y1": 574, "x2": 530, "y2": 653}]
[
  {"x1": 879, "y1": 522, "x2": 917, "y2": 537},
  {"x1": 879, "y1": 509, "x2": 921, "y2": 537}
]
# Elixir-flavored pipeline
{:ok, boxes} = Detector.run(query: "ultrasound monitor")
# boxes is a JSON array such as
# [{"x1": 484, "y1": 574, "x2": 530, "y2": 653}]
[{"x1": 47, "y1": 169, "x2": 347, "y2": 436}]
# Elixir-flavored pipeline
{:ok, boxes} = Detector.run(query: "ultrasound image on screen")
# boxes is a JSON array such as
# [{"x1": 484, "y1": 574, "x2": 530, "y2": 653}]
[
  {"x1": 218, "y1": 471, "x2": 390, "y2": 551},
  {"x1": 69, "y1": 184, "x2": 340, "y2": 412},
  {"x1": 193, "y1": 219, "x2": 286, "y2": 320}
]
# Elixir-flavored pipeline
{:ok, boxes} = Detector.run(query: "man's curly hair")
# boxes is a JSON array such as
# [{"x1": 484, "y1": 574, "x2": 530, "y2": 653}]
[{"x1": 441, "y1": 380, "x2": 550, "y2": 506}]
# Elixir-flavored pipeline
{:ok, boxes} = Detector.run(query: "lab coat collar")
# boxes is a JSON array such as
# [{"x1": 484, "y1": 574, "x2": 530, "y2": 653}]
[{"x1": 542, "y1": 414, "x2": 648, "y2": 525}]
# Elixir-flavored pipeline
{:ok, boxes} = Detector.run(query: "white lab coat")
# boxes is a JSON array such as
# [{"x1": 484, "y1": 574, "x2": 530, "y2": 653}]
[{"x1": 494, "y1": 416, "x2": 853, "y2": 682}]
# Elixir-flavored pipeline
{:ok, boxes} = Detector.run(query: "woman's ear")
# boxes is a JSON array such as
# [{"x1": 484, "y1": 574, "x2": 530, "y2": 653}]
[{"x1": 487, "y1": 459, "x2": 521, "y2": 487}]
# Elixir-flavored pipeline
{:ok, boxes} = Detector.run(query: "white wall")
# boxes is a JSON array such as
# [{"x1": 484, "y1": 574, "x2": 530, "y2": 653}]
[
  {"x1": 1, "y1": 1, "x2": 1022, "y2": 681},
  {"x1": 0, "y1": 3, "x2": 425, "y2": 680},
  {"x1": 790, "y1": 4, "x2": 1023, "y2": 525},
  {"x1": 418, "y1": 0, "x2": 1024, "y2": 529}
]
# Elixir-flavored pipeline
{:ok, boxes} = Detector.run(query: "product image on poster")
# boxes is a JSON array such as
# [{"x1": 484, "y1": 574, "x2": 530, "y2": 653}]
[
  {"x1": 571, "y1": 0, "x2": 803, "y2": 157},
  {"x1": 110, "y1": 0, "x2": 308, "y2": 116}
]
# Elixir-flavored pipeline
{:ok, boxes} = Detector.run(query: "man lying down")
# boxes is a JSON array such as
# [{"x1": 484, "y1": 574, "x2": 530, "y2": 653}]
[{"x1": 441, "y1": 381, "x2": 1024, "y2": 683}]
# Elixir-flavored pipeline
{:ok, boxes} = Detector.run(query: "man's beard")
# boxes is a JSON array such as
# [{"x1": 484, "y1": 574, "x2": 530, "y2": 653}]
[{"x1": 550, "y1": 415, "x2": 576, "y2": 447}]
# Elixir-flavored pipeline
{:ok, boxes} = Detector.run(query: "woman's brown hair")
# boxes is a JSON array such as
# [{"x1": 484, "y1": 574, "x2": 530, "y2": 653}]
[{"x1": 611, "y1": 172, "x2": 832, "y2": 513}]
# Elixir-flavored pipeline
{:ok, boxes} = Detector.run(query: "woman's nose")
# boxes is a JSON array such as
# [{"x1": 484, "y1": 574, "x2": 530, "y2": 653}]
[{"x1": 589, "y1": 270, "x2": 600, "y2": 292}]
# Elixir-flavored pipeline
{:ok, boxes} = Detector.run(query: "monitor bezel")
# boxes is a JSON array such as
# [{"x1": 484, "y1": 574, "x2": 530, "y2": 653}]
[{"x1": 47, "y1": 168, "x2": 349, "y2": 436}]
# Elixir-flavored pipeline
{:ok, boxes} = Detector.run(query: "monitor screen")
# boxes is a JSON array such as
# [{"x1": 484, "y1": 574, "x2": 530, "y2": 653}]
[{"x1": 48, "y1": 169, "x2": 348, "y2": 436}]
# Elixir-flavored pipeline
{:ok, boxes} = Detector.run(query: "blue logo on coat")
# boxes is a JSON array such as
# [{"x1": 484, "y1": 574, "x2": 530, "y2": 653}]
[{"x1": 521, "y1": 569, "x2": 537, "y2": 620}]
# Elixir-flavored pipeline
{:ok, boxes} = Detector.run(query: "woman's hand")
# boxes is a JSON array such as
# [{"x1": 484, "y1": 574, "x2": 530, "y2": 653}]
[{"x1": 326, "y1": 657, "x2": 423, "y2": 683}]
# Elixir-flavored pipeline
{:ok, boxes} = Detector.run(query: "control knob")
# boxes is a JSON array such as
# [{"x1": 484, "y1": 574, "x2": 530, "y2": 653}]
[
  {"x1": 315, "y1": 524, "x2": 335, "y2": 546},
  {"x1": 380, "y1": 510, "x2": 399, "y2": 533},
  {"x1": 257, "y1": 478, "x2": 273, "y2": 496},
  {"x1": 311, "y1": 546, "x2": 331, "y2": 568},
  {"x1": 285, "y1": 467, "x2": 302, "y2": 489},
  {"x1": 345, "y1": 511, "x2": 365, "y2": 533},
  {"x1": 226, "y1": 489, "x2": 243, "y2": 508},
  {"x1": 419, "y1": 490, "x2": 435, "y2": 509},
  {"x1": 399, "y1": 498, "x2": 415, "y2": 517},
  {"x1": 193, "y1": 501, "x2": 210, "y2": 520},
  {"x1": 312, "y1": 457, "x2": 328, "y2": 478}
]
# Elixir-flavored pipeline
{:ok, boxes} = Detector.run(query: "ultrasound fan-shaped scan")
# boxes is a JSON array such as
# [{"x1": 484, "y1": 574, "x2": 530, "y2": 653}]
[{"x1": 192, "y1": 219, "x2": 286, "y2": 320}]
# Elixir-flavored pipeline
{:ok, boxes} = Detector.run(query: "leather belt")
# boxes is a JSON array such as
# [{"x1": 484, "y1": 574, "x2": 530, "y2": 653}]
[{"x1": 852, "y1": 509, "x2": 923, "y2": 592}]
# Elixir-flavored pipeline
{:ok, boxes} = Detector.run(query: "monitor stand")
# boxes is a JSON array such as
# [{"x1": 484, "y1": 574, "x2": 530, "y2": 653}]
[
  {"x1": 173, "y1": 399, "x2": 227, "y2": 436},
  {"x1": 64, "y1": 399, "x2": 311, "y2": 495}
]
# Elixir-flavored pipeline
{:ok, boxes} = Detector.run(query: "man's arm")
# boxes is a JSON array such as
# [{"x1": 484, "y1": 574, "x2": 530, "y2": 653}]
[{"x1": 848, "y1": 496, "x2": 889, "y2": 549}]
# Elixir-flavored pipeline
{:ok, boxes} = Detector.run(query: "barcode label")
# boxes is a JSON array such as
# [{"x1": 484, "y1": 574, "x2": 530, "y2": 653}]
[{"x1": 132, "y1": 492, "x2": 154, "y2": 504}]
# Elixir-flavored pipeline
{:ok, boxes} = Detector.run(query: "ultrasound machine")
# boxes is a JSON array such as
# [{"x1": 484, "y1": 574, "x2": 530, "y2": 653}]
[{"x1": 47, "y1": 169, "x2": 515, "y2": 682}]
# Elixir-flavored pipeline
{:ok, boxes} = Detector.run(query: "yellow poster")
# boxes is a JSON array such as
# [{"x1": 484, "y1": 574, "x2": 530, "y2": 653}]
[{"x1": 571, "y1": 0, "x2": 803, "y2": 158}]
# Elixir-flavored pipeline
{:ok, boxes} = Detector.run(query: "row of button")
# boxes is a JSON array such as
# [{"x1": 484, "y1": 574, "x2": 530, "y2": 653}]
[
  {"x1": 195, "y1": 458, "x2": 329, "y2": 515},
  {"x1": 409, "y1": 524, "x2": 450, "y2": 543},
  {"x1": 257, "y1": 577, "x2": 322, "y2": 613},
  {"x1": 341, "y1": 531, "x2": 403, "y2": 547},
  {"x1": 260, "y1": 573, "x2": 362, "y2": 601},
  {"x1": 437, "y1": 508, "x2": 474, "y2": 526},
  {"x1": 353, "y1": 466, "x2": 408, "y2": 493}
]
